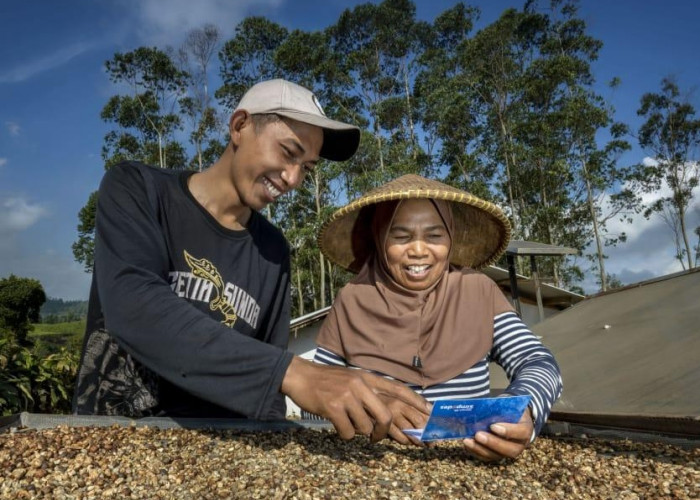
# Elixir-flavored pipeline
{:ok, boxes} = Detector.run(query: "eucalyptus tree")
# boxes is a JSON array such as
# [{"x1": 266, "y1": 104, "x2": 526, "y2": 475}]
[
  {"x1": 73, "y1": 47, "x2": 189, "y2": 272},
  {"x1": 178, "y1": 24, "x2": 225, "y2": 171},
  {"x1": 456, "y1": 7, "x2": 539, "y2": 238},
  {"x1": 327, "y1": 0, "x2": 427, "y2": 192},
  {"x1": 515, "y1": 0, "x2": 607, "y2": 286},
  {"x1": 632, "y1": 77, "x2": 700, "y2": 269},
  {"x1": 103, "y1": 47, "x2": 189, "y2": 169},
  {"x1": 414, "y1": 3, "x2": 486, "y2": 189},
  {"x1": 562, "y1": 83, "x2": 634, "y2": 292},
  {"x1": 215, "y1": 17, "x2": 289, "y2": 110}
]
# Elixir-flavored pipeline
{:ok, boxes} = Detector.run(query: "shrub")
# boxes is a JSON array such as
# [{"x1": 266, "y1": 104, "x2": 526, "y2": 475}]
[{"x1": 0, "y1": 336, "x2": 78, "y2": 415}]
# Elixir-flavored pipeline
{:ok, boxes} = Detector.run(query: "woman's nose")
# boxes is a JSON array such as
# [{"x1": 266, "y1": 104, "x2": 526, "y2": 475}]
[{"x1": 408, "y1": 239, "x2": 427, "y2": 256}]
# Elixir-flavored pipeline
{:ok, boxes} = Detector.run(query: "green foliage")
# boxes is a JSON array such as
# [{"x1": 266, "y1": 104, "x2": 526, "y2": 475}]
[
  {"x1": 76, "y1": 0, "x2": 697, "y2": 304},
  {"x1": 0, "y1": 275, "x2": 46, "y2": 346},
  {"x1": 216, "y1": 17, "x2": 289, "y2": 110},
  {"x1": 72, "y1": 191, "x2": 98, "y2": 272},
  {"x1": 0, "y1": 276, "x2": 77, "y2": 415},
  {"x1": 630, "y1": 77, "x2": 700, "y2": 269},
  {"x1": 0, "y1": 336, "x2": 79, "y2": 415}
]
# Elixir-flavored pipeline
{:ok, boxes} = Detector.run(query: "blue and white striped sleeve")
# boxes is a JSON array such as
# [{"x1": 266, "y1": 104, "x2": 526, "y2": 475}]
[
  {"x1": 489, "y1": 311, "x2": 563, "y2": 437},
  {"x1": 312, "y1": 346, "x2": 348, "y2": 367}
]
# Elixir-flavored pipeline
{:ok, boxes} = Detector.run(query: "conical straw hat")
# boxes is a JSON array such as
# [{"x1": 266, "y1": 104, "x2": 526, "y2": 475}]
[{"x1": 319, "y1": 174, "x2": 511, "y2": 272}]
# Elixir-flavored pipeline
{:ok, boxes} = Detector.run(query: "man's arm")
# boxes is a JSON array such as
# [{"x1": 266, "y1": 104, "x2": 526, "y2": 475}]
[{"x1": 281, "y1": 356, "x2": 431, "y2": 442}]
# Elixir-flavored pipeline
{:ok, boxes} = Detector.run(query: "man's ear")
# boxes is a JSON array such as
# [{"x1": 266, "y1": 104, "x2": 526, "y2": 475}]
[{"x1": 229, "y1": 110, "x2": 251, "y2": 147}]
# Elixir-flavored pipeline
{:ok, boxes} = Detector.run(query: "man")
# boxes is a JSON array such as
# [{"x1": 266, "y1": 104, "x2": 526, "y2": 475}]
[{"x1": 73, "y1": 79, "x2": 429, "y2": 443}]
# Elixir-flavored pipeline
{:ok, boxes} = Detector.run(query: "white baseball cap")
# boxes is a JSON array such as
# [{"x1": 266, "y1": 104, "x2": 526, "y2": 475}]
[{"x1": 234, "y1": 79, "x2": 361, "y2": 162}]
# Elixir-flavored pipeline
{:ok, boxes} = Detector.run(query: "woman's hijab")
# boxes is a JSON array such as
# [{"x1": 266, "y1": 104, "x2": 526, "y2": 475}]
[{"x1": 316, "y1": 199, "x2": 514, "y2": 386}]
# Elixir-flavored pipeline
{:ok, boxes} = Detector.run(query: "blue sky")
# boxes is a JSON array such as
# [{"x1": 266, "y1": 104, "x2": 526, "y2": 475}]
[{"x1": 1, "y1": 0, "x2": 699, "y2": 300}]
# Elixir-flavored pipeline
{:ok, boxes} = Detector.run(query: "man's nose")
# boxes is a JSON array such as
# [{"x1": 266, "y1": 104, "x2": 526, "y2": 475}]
[{"x1": 280, "y1": 163, "x2": 303, "y2": 189}]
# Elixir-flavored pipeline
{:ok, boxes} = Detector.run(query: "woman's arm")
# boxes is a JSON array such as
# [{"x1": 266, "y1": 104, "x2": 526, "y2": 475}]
[{"x1": 489, "y1": 311, "x2": 563, "y2": 436}]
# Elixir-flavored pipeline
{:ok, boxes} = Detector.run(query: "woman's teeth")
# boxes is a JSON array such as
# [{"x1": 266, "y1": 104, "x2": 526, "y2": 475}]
[{"x1": 407, "y1": 265, "x2": 429, "y2": 274}]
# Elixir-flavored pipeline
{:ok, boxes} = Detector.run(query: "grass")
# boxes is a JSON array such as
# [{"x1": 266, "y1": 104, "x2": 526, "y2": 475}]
[
  {"x1": 28, "y1": 320, "x2": 86, "y2": 355},
  {"x1": 30, "y1": 320, "x2": 86, "y2": 337}
]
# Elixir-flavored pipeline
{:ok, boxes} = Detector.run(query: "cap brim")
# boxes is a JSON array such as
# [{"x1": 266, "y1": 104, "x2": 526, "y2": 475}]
[{"x1": 275, "y1": 110, "x2": 360, "y2": 161}]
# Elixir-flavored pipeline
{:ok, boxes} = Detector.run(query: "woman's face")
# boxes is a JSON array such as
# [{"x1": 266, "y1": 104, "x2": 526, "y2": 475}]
[{"x1": 384, "y1": 199, "x2": 451, "y2": 291}]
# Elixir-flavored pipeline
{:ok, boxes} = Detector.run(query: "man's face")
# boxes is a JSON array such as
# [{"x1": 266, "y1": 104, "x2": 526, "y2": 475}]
[
  {"x1": 384, "y1": 199, "x2": 451, "y2": 291},
  {"x1": 231, "y1": 114, "x2": 323, "y2": 211}
]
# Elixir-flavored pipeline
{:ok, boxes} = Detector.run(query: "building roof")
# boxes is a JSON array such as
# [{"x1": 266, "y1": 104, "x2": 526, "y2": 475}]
[
  {"x1": 533, "y1": 267, "x2": 700, "y2": 416},
  {"x1": 482, "y1": 265, "x2": 584, "y2": 309}
]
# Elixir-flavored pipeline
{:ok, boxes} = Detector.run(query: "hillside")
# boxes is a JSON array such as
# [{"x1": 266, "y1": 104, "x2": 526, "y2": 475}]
[{"x1": 40, "y1": 297, "x2": 88, "y2": 323}]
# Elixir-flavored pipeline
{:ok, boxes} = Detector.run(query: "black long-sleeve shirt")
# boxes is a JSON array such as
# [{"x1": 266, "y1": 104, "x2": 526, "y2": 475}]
[{"x1": 73, "y1": 162, "x2": 294, "y2": 419}]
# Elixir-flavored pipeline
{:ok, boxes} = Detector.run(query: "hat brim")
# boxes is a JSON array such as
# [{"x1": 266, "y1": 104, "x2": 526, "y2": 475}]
[
  {"x1": 319, "y1": 175, "x2": 511, "y2": 273},
  {"x1": 275, "y1": 110, "x2": 360, "y2": 162}
]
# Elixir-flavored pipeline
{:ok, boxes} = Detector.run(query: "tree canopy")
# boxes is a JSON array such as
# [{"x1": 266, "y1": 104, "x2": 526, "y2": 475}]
[{"x1": 72, "y1": 0, "x2": 699, "y2": 316}]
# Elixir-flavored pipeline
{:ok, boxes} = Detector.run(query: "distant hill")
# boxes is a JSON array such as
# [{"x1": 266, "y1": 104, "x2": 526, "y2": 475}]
[{"x1": 40, "y1": 297, "x2": 89, "y2": 323}]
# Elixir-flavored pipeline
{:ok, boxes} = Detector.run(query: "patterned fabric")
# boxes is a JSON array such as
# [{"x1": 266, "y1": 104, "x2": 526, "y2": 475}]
[
  {"x1": 303, "y1": 311, "x2": 562, "y2": 436},
  {"x1": 73, "y1": 329, "x2": 159, "y2": 417}
]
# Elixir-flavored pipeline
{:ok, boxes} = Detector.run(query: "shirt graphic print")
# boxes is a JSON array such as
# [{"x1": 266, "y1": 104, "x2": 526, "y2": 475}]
[{"x1": 168, "y1": 250, "x2": 261, "y2": 329}]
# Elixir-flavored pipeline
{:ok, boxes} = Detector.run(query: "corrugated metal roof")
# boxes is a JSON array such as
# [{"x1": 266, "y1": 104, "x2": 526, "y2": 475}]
[{"x1": 532, "y1": 267, "x2": 700, "y2": 416}]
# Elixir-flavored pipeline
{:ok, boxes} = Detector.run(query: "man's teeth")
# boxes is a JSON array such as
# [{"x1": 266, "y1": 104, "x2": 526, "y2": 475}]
[
  {"x1": 263, "y1": 178, "x2": 281, "y2": 197},
  {"x1": 407, "y1": 265, "x2": 429, "y2": 273}
]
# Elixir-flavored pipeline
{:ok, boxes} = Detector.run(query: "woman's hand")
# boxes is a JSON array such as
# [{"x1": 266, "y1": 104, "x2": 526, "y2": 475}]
[{"x1": 462, "y1": 406, "x2": 534, "y2": 461}]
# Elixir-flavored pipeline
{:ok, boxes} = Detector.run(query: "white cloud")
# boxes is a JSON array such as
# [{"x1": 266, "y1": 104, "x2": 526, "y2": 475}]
[
  {"x1": 0, "y1": 42, "x2": 93, "y2": 84},
  {"x1": 123, "y1": 0, "x2": 283, "y2": 47},
  {"x1": 593, "y1": 168, "x2": 700, "y2": 289},
  {"x1": 5, "y1": 122, "x2": 20, "y2": 137},
  {"x1": 641, "y1": 156, "x2": 658, "y2": 167},
  {"x1": 0, "y1": 158, "x2": 7, "y2": 167},
  {"x1": 0, "y1": 197, "x2": 48, "y2": 234},
  {"x1": 0, "y1": 197, "x2": 89, "y2": 299}
]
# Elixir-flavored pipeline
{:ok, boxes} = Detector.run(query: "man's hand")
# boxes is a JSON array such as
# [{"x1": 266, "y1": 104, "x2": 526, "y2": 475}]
[
  {"x1": 462, "y1": 406, "x2": 534, "y2": 461},
  {"x1": 281, "y1": 357, "x2": 431, "y2": 443},
  {"x1": 375, "y1": 392, "x2": 431, "y2": 445}
]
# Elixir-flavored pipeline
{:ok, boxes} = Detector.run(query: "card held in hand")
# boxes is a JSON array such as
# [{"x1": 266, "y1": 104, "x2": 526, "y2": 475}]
[{"x1": 402, "y1": 395, "x2": 531, "y2": 442}]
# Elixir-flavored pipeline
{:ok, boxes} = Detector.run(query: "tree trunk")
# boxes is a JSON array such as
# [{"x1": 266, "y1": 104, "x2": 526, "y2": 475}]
[
  {"x1": 295, "y1": 265, "x2": 304, "y2": 317},
  {"x1": 319, "y1": 252, "x2": 327, "y2": 309},
  {"x1": 313, "y1": 171, "x2": 326, "y2": 308},
  {"x1": 328, "y1": 261, "x2": 335, "y2": 303},
  {"x1": 678, "y1": 202, "x2": 693, "y2": 269},
  {"x1": 581, "y1": 152, "x2": 607, "y2": 290},
  {"x1": 158, "y1": 133, "x2": 164, "y2": 168},
  {"x1": 403, "y1": 59, "x2": 417, "y2": 160},
  {"x1": 498, "y1": 113, "x2": 519, "y2": 236}
]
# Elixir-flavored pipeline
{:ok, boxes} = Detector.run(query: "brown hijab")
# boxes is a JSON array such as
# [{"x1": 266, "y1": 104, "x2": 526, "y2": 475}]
[{"x1": 316, "y1": 199, "x2": 514, "y2": 387}]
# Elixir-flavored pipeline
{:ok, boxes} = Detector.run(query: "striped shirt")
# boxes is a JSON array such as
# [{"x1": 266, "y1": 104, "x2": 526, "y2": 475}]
[{"x1": 304, "y1": 311, "x2": 562, "y2": 436}]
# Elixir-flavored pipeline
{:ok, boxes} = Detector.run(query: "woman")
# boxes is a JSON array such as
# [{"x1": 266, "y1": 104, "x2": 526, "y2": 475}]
[{"x1": 309, "y1": 174, "x2": 562, "y2": 461}]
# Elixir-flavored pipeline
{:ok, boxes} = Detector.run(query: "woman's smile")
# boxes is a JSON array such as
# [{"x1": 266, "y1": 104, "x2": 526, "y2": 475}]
[{"x1": 384, "y1": 199, "x2": 451, "y2": 291}]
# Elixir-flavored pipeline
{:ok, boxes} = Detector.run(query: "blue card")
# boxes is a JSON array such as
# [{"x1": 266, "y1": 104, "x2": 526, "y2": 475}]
[{"x1": 402, "y1": 395, "x2": 531, "y2": 442}]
